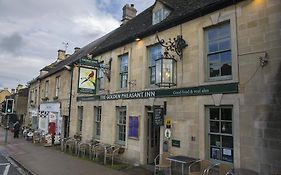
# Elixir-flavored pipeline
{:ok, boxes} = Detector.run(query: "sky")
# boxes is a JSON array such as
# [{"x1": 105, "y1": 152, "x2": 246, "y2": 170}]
[{"x1": 0, "y1": 0, "x2": 154, "y2": 90}]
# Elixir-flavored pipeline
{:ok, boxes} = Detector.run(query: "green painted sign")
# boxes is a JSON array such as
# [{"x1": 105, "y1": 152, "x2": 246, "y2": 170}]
[
  {"x1": 77, "y1": 83, "x2": 238, "y2": 101},
  {"x1": 172, "y1": 140, "x2": 180, "y2": 148},
  {"x1": 80, "y1": 57, "x2": 99, "y2": 67}
]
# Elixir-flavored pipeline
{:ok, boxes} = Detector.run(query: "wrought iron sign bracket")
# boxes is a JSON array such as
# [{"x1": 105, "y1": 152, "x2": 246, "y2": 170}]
[
  {"x1": 99, "y1": 58, "x2": 112, "y2": 82},
  {"x1": 155, "y1": 32, "x2": 188, "y2": 59}
]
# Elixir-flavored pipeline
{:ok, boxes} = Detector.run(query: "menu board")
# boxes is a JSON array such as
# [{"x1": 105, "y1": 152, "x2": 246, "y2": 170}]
[{"x1": 153, "y1": 107, "x2": 164, "y2": 126}]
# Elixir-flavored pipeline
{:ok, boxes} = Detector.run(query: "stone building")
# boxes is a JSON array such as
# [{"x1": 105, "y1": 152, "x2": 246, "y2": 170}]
[
  {"x1": 27, "y1": 50, "x2": 74, "y2": 137},
  {"x1": 27, "y1": 0, "x2": 281, "y2": 174}
]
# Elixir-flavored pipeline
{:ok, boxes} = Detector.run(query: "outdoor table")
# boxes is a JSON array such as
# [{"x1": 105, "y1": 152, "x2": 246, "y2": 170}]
[{"x1": 166, "y1": 155, "x2": 197, "y2": 175}]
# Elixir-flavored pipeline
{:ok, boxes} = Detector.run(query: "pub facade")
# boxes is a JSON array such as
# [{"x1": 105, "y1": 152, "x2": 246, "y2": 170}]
[{"x1": 67, "y1": 0, "x2": 281, "y2": 174}]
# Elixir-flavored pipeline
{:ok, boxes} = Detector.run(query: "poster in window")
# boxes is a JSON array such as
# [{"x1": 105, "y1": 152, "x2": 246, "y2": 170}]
[
  {"x1": 78, "y1": 67, "x2": 97, "y2": 93},
  {"x1": 211, "y1": 147, "x2": 220, "y2": 160},
  {"x1": 128, "y1": 116, "x2": 139, "y2": 139}
]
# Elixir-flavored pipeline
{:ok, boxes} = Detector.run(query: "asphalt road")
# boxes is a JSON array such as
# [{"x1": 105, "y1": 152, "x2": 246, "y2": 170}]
[{"x1": 0, "y1": 153, "x2": 23, "y2": 175}]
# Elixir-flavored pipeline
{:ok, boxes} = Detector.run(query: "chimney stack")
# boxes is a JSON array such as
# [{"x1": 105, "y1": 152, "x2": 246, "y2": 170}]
[
  {"x1": 121, "y1": 4, "x2": 137, "y2": 25},
  {"x1": 74, "y1": 47, "x2": 81, "y2": 53},
  {"x1": 57, "y1": 50, "x2": 66, "y2": 61}
]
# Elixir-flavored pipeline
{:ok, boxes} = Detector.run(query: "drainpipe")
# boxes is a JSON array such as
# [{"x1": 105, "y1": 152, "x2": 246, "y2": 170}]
[{"x1": 67, "y1": 64, "x2": 74, "y2": 138}]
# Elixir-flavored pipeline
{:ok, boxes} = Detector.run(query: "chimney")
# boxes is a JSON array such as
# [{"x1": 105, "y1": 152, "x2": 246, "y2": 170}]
[
  {"x1": 65, "y1": 54, "x2": 70, "y2": 58},
  {"x1": 74, "y1": 47, "x2": 80, "y2": 53},
  {"x1": 57, "y1": 49, "x2": 66, "y2": 61},
  {"x1": 121, "y1": 4, "x2": 137, "y2": 25}
]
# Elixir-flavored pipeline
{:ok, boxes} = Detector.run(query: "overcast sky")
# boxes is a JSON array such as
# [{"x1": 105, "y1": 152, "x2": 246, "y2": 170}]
[{"x1": 0, "y1": 0, "x2": 154, "y2": 90}]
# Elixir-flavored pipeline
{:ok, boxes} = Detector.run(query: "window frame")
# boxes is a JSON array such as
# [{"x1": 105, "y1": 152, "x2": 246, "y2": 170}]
[
  {"x1": 55, "y1": 76, "x2": 60, "y2": 97},
  {"x1": 119, "y1": 54, "x2": 128, "y2": 89},
  {"x1": 152, "y1": 8, "x2": 170, "y2": 25},
  {"x1": 206, "y1": 106, "x2": 234, "y2": 164},
  {"x1": 205, "y1": 21, "x2": 232, "y2": 81},
  {"x1": 44, "y1": 80, "x2": 49, "y2": 98},
  {"x1": 94, "y1": 106, "x2": 102, "y2": 139},
  {"x1": 148, "y1": 44, "x2": 162, "y2": 85},
  {"x1": 116, "y1": 106, "x2": 126, "y2": 145}
]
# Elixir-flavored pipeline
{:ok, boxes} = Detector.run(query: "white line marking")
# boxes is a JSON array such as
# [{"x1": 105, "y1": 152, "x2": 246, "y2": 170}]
[{"x1": 0, "y1": 163, "x2": 11, "y2": 175}]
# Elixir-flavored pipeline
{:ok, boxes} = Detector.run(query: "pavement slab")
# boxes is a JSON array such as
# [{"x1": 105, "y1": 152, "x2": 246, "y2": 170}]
[{"x1": 0, "y1": 127, "x2": 153, "y2": 175}]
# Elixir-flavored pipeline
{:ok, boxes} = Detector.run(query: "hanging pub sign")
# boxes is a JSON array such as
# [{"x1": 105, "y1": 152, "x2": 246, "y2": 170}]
[
  {"x1": 78, "y1": 57, "x2": 99, "y2": 94},
  {"x1": 78, "y1": 66, "x2": 97, "y2": 93},
  {"x1": 153, "y1": 107, "x2": 164, "y2": 126}
]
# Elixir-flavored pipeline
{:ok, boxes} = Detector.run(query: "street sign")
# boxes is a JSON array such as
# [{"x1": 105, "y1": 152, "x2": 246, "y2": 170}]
[
  {"x1": 165, "y1": 116, "x2": 171, "y2": 128},
  {"x1": 164, "y1": 129, "x2": 171, "y2": 139}
]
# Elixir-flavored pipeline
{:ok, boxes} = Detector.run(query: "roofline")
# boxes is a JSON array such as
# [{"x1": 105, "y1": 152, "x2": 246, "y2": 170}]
[{"x1": 90, "y1": 0, "x2": 243, "y2": 57}]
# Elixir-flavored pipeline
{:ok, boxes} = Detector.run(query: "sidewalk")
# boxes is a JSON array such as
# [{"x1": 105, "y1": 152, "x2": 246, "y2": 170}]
[{"x1": 0, "y1": 127, "x2": 153, "y2": 175}]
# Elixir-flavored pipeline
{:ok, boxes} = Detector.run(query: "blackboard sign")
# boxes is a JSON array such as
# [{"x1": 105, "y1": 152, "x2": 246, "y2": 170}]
[
  {"x1": 153, "y1": 107, "x2": 163, "y2": 126},
  {"x1": 172, "y1": 140, "x2": 180, "y2": 148}
]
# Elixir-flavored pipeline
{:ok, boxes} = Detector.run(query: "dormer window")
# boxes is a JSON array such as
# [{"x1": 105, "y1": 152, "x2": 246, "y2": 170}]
[{"x1": 152, "y1": 7, "x2": 170, "y2": 25}]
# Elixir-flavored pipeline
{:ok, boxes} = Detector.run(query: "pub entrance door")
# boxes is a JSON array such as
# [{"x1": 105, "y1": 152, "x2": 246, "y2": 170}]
[{"x1": 146, "y1": 107, "x2": 160, "y2": 164}]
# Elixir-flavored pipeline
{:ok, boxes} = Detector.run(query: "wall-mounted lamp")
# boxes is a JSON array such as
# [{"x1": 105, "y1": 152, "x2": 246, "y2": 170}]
[
  {"x1": 135, "y1": 37, "x2": 141, "y2": 42},
  {"x1": 155, "y1": 32, "x2": 188, "y2": 87}
]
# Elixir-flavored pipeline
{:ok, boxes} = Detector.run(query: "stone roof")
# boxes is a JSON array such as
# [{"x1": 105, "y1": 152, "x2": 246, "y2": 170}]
[{"x1": 38, "y1": 0, "x2": 243, "y2": 79}]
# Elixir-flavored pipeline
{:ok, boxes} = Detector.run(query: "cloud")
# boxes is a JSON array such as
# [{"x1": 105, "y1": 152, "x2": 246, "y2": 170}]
[
  {"x1": 0, "y1": 33, "x2": 24, "y2": 54},
  {"x1": 0, "y1": 0, "x2": 154, "y2": 90}
]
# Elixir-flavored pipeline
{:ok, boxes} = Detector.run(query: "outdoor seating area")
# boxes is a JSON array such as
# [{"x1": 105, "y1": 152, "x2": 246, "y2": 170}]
[{"x1": 61, "y1": 138, "x2": 125, "y2": 166}]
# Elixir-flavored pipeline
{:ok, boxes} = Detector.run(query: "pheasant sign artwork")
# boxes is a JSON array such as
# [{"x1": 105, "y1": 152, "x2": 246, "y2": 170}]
[{"x1": 78, "y1": 67, "x2": 97, "y2": 93}]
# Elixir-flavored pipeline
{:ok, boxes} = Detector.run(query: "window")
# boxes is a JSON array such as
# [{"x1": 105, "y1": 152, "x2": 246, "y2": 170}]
[
  {"x1": 152, "y1": 8, "x2": 170, "y2": 25},
  {"x1": 207, "y1": 106, "x2": 233, "y2": 163},
  {"x1": 29, "y1": 90, "x2": 33, "y2": 103},
  {"x1": 94, "y1": 106, "x2": 102, "y2": 139},
  {"x1": 119, "y1": 54, "x2": 128, "y2": 89},
  {"x1": 55, "y1": 76, "x2": 60, "y2": 97},
  {"x1": 97, "y1": 64, "x2": 104, "y2": 91},
  {"x1": 77, "y1": 106, "x2": 83, "y2": 133},
  {"x1": 116, "y1": 107, "x2": 126, "y2": 144},
  {"x1": 34, "y1": 89, "x2": 37, "y2": 104},
  {"x1": 148, "y1": 44, "x2": 162, "y2": 85},
  {"x1": 205, "y1": 22, "x2": 232, "y2": 81},
  {"x1": 44, "y1": 81, "x2": 49, "y2": 98}
]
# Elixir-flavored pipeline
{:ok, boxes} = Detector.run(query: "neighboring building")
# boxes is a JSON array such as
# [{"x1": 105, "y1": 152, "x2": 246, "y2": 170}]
[
  {"x1": 14, "y1": 87, "x2": 29, "y2": 124},
  {"x1": 0, "y1": 88, "x2": 11, "y2": 103},
  {"x1": 65, "y1": 0, "x2": 280, "y2": 174},
  {"x1": 27, "y1": 77, "x2": 40, "y2": 129},
  {"x1": 28, "y1": 50, "x2": 73, "y2": 137}
]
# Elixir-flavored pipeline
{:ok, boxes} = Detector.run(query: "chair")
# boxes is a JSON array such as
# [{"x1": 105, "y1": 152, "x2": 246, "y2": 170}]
[
  {"x1": 104, "y1": 145, "x2": 125, "y2": 166},
  {"x1": 188, "y1": 160, "x2": 212, "y2": 175},
  {"x1": 205, "y1": 163, "x2": 231, "y2": 175},
  {"x1": 77, "y1": 142, "x2": 92, "y2": 159},
  {"x1": 92, "y1": 143, "x2": 105, "y2": 160},
  {"x1": 154, "y1": 152, "x2": 172, "y2": 175}
]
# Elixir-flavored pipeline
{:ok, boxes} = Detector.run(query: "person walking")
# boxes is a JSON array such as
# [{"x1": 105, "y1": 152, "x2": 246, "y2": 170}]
[{"x1": 13, "y1": 121, "x2": 20, "y2": 138}]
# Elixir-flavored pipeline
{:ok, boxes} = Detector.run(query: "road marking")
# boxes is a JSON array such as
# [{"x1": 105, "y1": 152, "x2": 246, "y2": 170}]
[{"x1": 0, "y1": 163, "x2": 11, "y2": 175}]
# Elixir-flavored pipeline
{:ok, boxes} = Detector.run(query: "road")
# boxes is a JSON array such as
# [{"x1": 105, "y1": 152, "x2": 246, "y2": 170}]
[{"x1": 0, "y1": 151, "x2": 24, "y2": 175}]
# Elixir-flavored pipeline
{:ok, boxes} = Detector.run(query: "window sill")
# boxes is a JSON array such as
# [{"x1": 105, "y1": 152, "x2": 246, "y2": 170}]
[{"x1": 200, "y1": 79, "x2": 237, "y2": 87}]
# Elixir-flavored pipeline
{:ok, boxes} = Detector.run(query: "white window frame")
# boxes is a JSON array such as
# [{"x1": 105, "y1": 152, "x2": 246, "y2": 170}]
[
  {"x1": 44, "y1": 81, "x2": 49, "y2": 98},
  {"x1": 205, "y1": 21, "x2": 232, "y2": 81},
  {"x1": 148, "y1": 44, "x2": 162, "y2": 85},
  {"x1": 152, "y1": 8, "x2": 170, "y2": 25},
  {"x1": 55, "y1": 76, "x2": 60, "y2": 97},
  {"x1": 116, "y1": 107, "x2": 126, "y2": 145},
  {"x1": 94, "y1": 106, "x2": 102, "y2": 139},
  {"x1": 119, "y1": 54, "x2": 128, "y2": 89}
]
